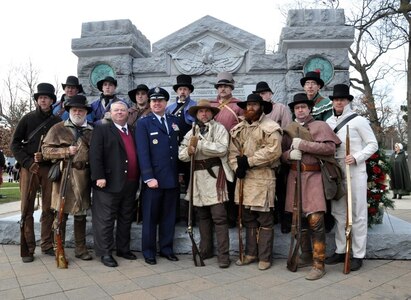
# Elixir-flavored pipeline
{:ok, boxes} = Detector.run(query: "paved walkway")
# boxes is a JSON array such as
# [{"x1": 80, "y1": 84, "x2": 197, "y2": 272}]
[{"x1": 0, "y1": 192, "x2": 410, "y2": 299}]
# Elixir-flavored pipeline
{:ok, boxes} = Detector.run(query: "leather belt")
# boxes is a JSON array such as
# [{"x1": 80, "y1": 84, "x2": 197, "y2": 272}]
[
  {"x1": 290, "y1": 162, "x2": 320, "y2": 172},
  {"x1": 194, "y1": 157, "x2": 221, "y2": 178}
]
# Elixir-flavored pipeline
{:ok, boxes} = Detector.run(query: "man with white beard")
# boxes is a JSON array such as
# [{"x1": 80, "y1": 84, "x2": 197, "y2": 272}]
[{"x1": 42, "y1": 95, "x2": 94, "y2": 261}]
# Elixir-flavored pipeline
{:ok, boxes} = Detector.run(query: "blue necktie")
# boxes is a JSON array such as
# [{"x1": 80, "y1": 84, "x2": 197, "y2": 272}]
[
  {"x1": 121, "y1": 127, "x2": 128, "y2": 135},
  {"x1": 161, "y1": 117, "x2": 168, "y2": 134}
]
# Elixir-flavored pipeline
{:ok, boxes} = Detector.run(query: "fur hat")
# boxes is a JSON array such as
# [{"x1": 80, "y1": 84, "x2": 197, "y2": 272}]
[
  {"x1": 288, "y1": 93, "x2": 314, "y2": 110},
  {"x1": 128, "y1": 84, "x2": 149, "y2": 103},
  {"x1": 64, "y1": 95, "x2": 92, "y2": 113},
  {"x1": 61, "y1": 76, "x2": 84, "y2": 94},
  {"x1": 173, "y1": 74, "x2": 194, "y2": 92},
  {"x1": 214, "y1": 71, "x2": 235, "y2": 90},
  {"x1": 188, "y1": 99, "x2": 220, "y2": 118},
  {"x1": 97, "y1": 76, "x2": 117, "y2": 92},
  {"x1": 253, "y1": 81, "x2": 273, "y2": 94},
  {"x1": 237, "y1": 93, "x2": 272, "y2": 114},
  {"x1": 34, "y1": 83, "x2": 57, "y2": 103},
  {"x1": 329, "y1": 84, "x2": 354, "y2": 101},
  {"x1": 300, "y1": 70, "x2": 324, "y2": 88}
]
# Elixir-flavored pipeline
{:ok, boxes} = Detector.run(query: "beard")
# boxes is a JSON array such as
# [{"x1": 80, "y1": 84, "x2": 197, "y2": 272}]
[
  {"x1": 244, "y1": 109, "x2": 262, "y2": 123},
  {"x1": 70, "y1": 113, "x2": 86, "y2": 126}
]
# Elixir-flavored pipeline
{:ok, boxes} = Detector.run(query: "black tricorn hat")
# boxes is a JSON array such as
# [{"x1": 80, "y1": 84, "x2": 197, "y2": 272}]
[
  {"x1": 300, "y1": 70, "x2": 324, "y2": 88},
  {"x1": 329, "y1": 84, "x2": 354, "y2": 101},
  {"x1": 173, "y1": 74, "x2": 194, "y2": 92},
  {"x1": 97, "y1": 76, "x2": 117, "y2": 92},
  {"x1": 64, "y1": 95, "x2": 92, "y2": 113},
  {"x1": 128, "y1": 84, "x2": 149, "y2": 103},
  {"x1": 253, "y1": 81, "x2": 273, "y2": 94},
  {"x1": 62, "y1": 76, "x2": 84, "y2": 94},
  {"x1": 288, "y1": 93, "x2": 314, "y2": 110},
  {"x1": 237, "y1": 93, "x2": 272, "y2": 115},
  {"x1": 148, "y1": 87, "x2": 170, "y2": 101},
  {"x1": 34, "y1": 83, "x2": 57, "y2": 103}
]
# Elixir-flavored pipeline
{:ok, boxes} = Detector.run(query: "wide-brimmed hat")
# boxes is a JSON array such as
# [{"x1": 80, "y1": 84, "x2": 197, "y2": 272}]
[
  {"x1": 128, "y1": 84, "x2": 149, "y2": 103},
  {"x1": 148, "y1": 87, "x2": 170, "y2": 101},
  {"x1": 97, "y1": 76, "x2": 117, "y2": 92},
  {"x1": 61, "y1": 76, "x2": 84, "y2": 94},
  {"x1": 253, "y1": 81, "x2": 273, "y2": 94},
  {"x1": 237, "y1": 93, "x2": 272, "y2": 114},
  {"x1": 34, "y1": 83, "x2": 57, "y2": 103},
  {"x1": 173, "y1": 74, "x2": 194, "y2": 92},
  {"x1": 64, "y1": 95, "x2": 92, "y2": 113},
  {"x1": 188, "y1": 99, "x2": 220, "y2": 118},
  {"x1": 329, "y1": 84, "x2": 354, "y2": 101},
  {"x1": 214, "y1": 71, "x2": 235, "y2": 90},
  {"x1": 300, "y1": 70, "x2": 324, "y2": 88},
  {"x1": 288, "y1": 93, "x2": 314, "y2": 110}
]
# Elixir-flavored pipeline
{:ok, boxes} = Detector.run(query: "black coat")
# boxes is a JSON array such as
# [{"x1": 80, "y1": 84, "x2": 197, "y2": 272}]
[{"x1": 390, "y1": 150, "x2": 411, "y2": 192}]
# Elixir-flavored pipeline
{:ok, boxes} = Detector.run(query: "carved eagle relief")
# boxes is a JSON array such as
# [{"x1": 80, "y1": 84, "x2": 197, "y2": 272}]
[{"x1": 169, "y1": 41, "x2": 247, "y2": 75}]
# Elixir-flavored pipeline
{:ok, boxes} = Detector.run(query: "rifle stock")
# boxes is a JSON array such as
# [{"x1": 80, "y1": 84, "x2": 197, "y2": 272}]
[
  {"x1": 343, "y1": 125, "x2": 353, "y2": 274},
  {"x1": 287, "y1": 128, "x2": 302, "y2": 272},
  {"x1": 55, "y1": 154, "x2": 73, "y2": 269},
  {"x1": 187, "y1": 122, "x2": 205, "y2": 267},
  {"x1": 20, "y1": 135, "x2": 44, "y2": 258}
]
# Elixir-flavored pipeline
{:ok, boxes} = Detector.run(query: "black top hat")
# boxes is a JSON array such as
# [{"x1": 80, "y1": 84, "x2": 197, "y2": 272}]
[
  {"x1": 148, "y1": 87, "x2": 170, "y2": 101},
  {"x1": 34, "y1": 83, "x2": 57, "y2": 103},
  {"x1": 300, "y1": 70, "x2": 324, "y2": 88},
  {"x1": 288, "y1": 93, "x2": 314, "y2": 110},
  {"x1": 237, "y1": 93, "x2": 272, "y2": 115},
  {"x1": 128, "y1": 84, "x2": 149, "y2": 103},
  {"x1": 61, "y1": 76, "x2": 84, "y2": 94},
  {"x1": 64, "y1": 95, "x2": 92, "y2": 113},
  {"x1": 214, "y1": 71, "x2": 235, "y2": 90},
  {"x1": 97, "y1": 76, "x2": 117, "y2": 92},
  {"x1": 329, "y1": 84, "x2": 354, "y2": 101},
  {"x1": 173, "y1": 74, "x2": 194, "y2": 92},
  {"x1": 253, "y1": 81, "x2": 273, "y2": 94},
  {"x1": 188, "y1": 99, "x2": 220, "y2": 118}
]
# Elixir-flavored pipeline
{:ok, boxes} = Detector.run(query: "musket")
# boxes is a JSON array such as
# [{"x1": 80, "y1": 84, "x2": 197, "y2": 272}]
[
  {"x1": 187, "y1": 122, "x2": 205, "y2": 267},
  {"x1": 287, "y1": 128, "x2": 302, "y2": 272},
  {"x1": 343, "y1": 125, "x2": 352, "y2": 274},
  {"x1": 20, "y1": 135, "x2": 43, "y2": 258},
  {"x1": 237, "y1": 148, "x2": 245, "y2": 264},
  {"x1": 55, "y1": 152, "x2": 73, "y2": 269}
]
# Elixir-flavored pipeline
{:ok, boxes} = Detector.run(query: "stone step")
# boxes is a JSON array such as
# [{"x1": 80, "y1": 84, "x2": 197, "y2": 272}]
[{"x1": 0, "y1": 210, "x2": 410, "y2": 259}]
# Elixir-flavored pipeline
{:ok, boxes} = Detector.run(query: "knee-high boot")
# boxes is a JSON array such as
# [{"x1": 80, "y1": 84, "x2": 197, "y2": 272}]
[
  {"x1": 198, "y1": 218, "x2": 214, "y2": 259},
  {"x1": 306, "y1": 212, "x2": 326, "y2": 280},
  {"x1": 74, "y1": 215, "x2": 92, "y2": 260},
  {"x1": 257, "y1": 227, "x2": 273, "y2": 270},
  {"x1": 214, "y1": 222, "x2": 230, "y2": 268},
  {"x1": 298, "y1": 229, "x2": 312, "y2": 268},
  {"x1": 236, "y1": 227, "x2": 258, "y2": 265}
]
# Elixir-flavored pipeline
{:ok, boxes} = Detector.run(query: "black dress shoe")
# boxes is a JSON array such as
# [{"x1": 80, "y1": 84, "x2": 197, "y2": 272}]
[
  {"x1": 117, "y1": 251, "x2": 137, "y2": 260},
  {"x1": 101, "y1": 255, "x2": 118, "y2": 267},
  {"x1": 144, "y1": 257, "x2": 157, "y2": 265},
  {"x1": 160, "y1": 253, "x2": 179, "y2": 261}
]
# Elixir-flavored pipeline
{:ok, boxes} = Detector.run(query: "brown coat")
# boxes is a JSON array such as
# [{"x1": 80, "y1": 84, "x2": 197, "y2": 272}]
[
  {"x1": 229, "y1": 115, "x2": 282, "y2": 209},
  {"x1": 42, "y1": 120, "x2": 93, "y2": 214},
  {"x1": 282, "y1": 116, "x2": 341, "y2": 214}
]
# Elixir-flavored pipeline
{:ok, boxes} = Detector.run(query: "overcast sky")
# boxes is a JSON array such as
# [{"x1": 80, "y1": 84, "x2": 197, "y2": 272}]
[{"x1": 0, "y1": 0, "x2": 406, "y2": 104}]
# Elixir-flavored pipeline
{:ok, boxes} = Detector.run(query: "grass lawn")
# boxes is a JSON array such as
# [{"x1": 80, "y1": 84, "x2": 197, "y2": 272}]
[{"x1": 0, "y1": 182, "x2": 21, "y2": 204}]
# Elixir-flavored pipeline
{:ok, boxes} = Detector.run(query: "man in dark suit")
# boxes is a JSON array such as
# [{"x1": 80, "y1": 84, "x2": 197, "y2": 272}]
[
  {"x1": 136, "y1": 87, "x2": 180, "y2": 265},
  {"x1": 90, "y1": 100, "x2": 140, "y2": 267}
]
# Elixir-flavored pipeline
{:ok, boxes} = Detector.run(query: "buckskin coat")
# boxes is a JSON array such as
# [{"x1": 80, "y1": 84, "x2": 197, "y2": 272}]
[
  {"x1": 228, "y1": 114, "x2": 282, "y2": 209},
  {"x1": 42, "y1": 120, "x2": 93, "y2": 214},
  {"x1": 282, "y1": 116, "x2": 341, "y2": 214}
]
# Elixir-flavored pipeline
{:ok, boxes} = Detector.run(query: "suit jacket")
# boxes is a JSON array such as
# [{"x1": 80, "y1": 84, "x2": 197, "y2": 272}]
[
  {"x1": 90, "y1": 122, "x2": 136, "y2": 193},
  {"x1": 136, "y1": 113, "x2": 180, "y2": 189}
]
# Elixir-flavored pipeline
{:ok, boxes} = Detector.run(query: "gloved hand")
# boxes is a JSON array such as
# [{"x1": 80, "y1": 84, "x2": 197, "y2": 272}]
[
  {"x1": 29, "y1": 162, "x2": 40, "y2": 174},
  {"x1": 236, "y1": 155, "x2": 250, "y2": 170},
  {"x1": 292, "y1": 138, "x2": 302, "y2": 150},
  {"x1": 289, "y1": 149, "x2": 302, "y2": 161},
  {"x1": 189, "y1": 136, "x2": 199, "y2": 148},
  {"x1": 235, "y1": 167, "x2": 246, "y2": 179}
]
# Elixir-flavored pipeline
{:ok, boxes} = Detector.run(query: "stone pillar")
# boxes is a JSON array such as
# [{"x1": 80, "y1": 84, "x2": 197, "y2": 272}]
[{"x1": 279, "y1": 9, "x2": 355, "y2": 101}]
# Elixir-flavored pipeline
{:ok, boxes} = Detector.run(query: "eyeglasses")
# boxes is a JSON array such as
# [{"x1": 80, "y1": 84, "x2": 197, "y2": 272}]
[{"x1": 304, "y1": 81, "x2": 319, "y2": 87}]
